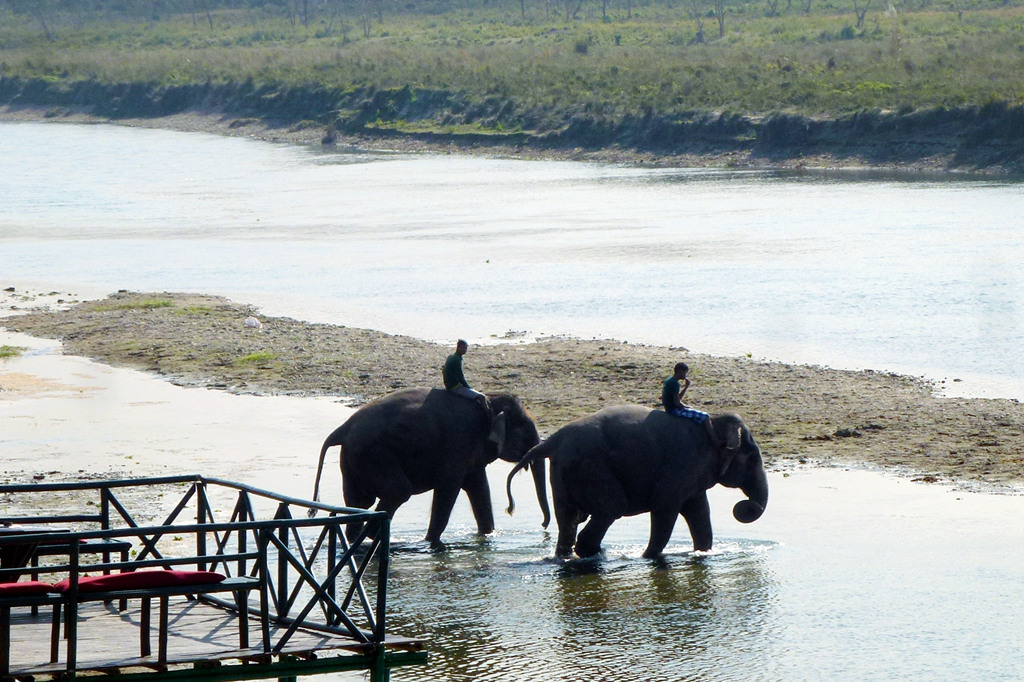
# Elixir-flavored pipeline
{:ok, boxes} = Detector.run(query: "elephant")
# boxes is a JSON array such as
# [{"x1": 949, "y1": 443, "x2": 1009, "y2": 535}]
[
  {"x1": 312, "y1": 387, "x2": 549, "y2": 545},
  {"x1": 505, "y1": 405, "x2": 768, "y2": 559}
]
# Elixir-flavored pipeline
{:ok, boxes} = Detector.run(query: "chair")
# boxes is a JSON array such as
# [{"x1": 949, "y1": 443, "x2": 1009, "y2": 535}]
[{"x1": 0, "y1": 580, "x2": 61, "y2": 676}]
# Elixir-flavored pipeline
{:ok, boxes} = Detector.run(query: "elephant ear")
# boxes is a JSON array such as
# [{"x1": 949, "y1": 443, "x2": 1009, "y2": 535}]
[
  {"x1": 489, "y1": 411, "x2": 507, "y2": 452},
  {"x1": 722, "y1": 422, "x2": 742, "y2": 450},
  {"x1": 716, "y1": 420, "x2": 743, "y2": 477}
]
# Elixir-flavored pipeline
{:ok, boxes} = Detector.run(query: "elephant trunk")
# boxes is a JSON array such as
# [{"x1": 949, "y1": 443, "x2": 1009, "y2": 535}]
[
  {"x1": 530, "y1": 459, "x2": 550, "y2": 529},
  {"x1": 732, "y1": 466, "x2": 769, "y2": 524}
]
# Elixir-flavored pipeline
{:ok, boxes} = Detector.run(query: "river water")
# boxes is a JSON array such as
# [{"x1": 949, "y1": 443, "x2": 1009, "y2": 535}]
[
  {"x1": 1, "y1": 121, "x2": 1023, "y2": 399},
  {"x1": 1, "y1": 121, "x2": 1023, "y2": 680}
]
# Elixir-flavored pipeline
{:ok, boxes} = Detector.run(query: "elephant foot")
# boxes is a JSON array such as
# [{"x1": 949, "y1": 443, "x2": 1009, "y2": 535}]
[{"x1": 425, "y1": 535, "x2": 447, "y2": 551}]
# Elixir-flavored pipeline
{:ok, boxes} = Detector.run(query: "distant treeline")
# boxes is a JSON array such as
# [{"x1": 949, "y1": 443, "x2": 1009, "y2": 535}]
[{"x1": 3, "y1": 0, "x2": 1016, "y2": 37}]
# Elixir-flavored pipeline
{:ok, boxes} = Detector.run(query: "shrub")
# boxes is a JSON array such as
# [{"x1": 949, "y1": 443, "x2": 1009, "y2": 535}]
[{"x1": 0, "y1": 345, "x2": 26, "y2": 360}]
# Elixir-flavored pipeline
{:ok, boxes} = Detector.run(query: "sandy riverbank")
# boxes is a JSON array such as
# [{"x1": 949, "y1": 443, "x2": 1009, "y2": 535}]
[
  {"x1": 0, "y1": 105, "x2": 972, "y2": 175},
  {"x1": 2, "y1": 289, "x2": 1022, "y2": 489}
]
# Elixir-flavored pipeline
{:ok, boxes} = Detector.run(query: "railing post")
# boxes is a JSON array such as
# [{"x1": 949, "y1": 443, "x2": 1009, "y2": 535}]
[
  {"x1": 236, "y1": 491, "x2": 249, "y2": 579},
  {"x1": 100, "y1": 486, "x2": 110, "y2": 530},
  {"x1": 275, "y1": 503, "x2": 289, "y2": 618},
  {"x1": 65, "y1": 540, "x2": 81, "y2": 675},
  {"x1": 328, "y1": 517, "x2": 338, "y2": 625},
  {"x1": 370, "y1": 647, "x2": 391, "y2": 682},
  {"x1": 374, "y1": 515, "x2": 390, "y2": 644},
  {"x1": 196, "y1": 481, "x2": 208, "y2": 571},
  {"x1": 258, "y1": 528, "x2": 272, "y2": 654}
]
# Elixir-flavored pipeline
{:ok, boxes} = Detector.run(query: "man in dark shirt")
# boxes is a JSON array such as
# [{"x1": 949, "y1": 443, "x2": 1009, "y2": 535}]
[{"x1": 444, "y1": 339, "x2": 490, "y2": 414}]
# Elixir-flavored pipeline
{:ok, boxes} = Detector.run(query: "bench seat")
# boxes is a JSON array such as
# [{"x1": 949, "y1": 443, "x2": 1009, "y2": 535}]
[
  {"x1": 0, "y1": 582, "x2": 62, "y2": 676},
  {"x1": 57, "y1": 572, "x2": 263, "y2": 664}
]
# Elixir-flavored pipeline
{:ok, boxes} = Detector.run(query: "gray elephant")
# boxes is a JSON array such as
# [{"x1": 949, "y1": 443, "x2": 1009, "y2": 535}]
[
  {"x1": 505, "y1": 405, "x2": 768, "y2": 559},
  {"x1": 312, "y1": 387, "x2": 549, "y2": 544}
]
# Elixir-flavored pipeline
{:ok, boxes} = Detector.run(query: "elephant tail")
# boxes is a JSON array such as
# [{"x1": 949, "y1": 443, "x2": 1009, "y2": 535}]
[
  {"x1": 505, "y1": 438, "x2": 553, "y2": 519},
  {"x1": 309, "y1": 424, "x2": 346, "y2": 518}
]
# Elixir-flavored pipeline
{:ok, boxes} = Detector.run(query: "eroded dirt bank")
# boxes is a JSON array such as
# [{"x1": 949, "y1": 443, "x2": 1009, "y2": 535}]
[{"x1": 3, "y1": 290, "x2": 1022, "y2": 488}]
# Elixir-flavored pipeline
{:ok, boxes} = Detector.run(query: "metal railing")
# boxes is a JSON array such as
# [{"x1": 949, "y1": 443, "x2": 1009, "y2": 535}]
[{"x1": 0, "y1": 475, "x2": 403, "y2": 674}]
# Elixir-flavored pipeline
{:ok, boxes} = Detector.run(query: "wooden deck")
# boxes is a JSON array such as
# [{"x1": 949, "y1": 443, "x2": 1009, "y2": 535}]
[
  {"x1": 0, "y1": 476, "x2": 427, "y2": 682},
  {"x1": 7, "y1": 599, "x2": 422, "y2": 678}
]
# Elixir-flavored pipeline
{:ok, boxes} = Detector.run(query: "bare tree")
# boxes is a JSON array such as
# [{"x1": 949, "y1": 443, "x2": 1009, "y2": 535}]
[
  {"x1": 9, "y1": 0, "x2": 60, "y2": 41},
  {"x1": 688, "y1": 0, "x2": 706, "y2": 43},
  {"x1": 853, "y1": 0, "x2": 871, "y2": 28},
  {"x1": 191, "y1": 0, "x2": 214, "y2": 29},
  {"x1": 358, "y1": 0, "x2": 374, "y2": 37},
  {"x1": 565, "y1": 0, "x2": 585, "y2": 20},
  {"x1": 714, "y1": 0, "x2": 726, "y2": 37},
  {"x1": 766, "y1": 0, "x2": 781, "y2": 16}
]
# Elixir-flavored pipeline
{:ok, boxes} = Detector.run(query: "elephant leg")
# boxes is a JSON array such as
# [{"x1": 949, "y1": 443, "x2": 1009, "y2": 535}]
[
  {"x1": 644, "y1": 509, "x2": 680, "y2": 559},
  {"x1": 553, "y1": 502, "x2": 582, "y2": 559},
  {"x1": 425, "y1": 484, "x2": 462, "y2": 546},
  {"x1": 353, "y1": 461, "x2": 411, "y2": 539},
  {"x1": 462, "y1": 467, "x2": 495, "y2": 536},
  {"x1": 574, "y1": 515, "x2": 615, "y2": 558},
  {"x1": 680, "y1": 494, "x2": 713, "y2": 551},
  {"x1": 342, "y1": 471, "x2": 378, "y2": 543}
]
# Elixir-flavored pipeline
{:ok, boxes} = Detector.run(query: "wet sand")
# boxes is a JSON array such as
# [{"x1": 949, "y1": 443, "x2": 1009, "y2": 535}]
[{"x1": 2, "y1": 289, "x2": 1022, "y2": 489}]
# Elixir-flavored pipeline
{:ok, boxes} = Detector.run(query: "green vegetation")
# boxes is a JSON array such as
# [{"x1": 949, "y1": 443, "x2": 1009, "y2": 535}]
[
  {"x1": 2, "y1": 0, "x2": 1022, "y2": 115},
  {"x1": 235, "y1": 351, "x2": 278, "y2": 365},
  {"x1": 94, "y1": 298, "x2": 174, "y2": 311},
  {"x1": 2, "y1": 0, "x2": 1023, "y2": 166},
  {"x1": 0, "y1": 344, "x2": 26, "y2": 359}
]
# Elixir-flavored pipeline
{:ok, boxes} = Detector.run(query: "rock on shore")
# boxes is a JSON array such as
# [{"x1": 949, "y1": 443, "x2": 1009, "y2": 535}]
[{"x1": 3, "y1": 290, "x2": 1023, "y2": 488}]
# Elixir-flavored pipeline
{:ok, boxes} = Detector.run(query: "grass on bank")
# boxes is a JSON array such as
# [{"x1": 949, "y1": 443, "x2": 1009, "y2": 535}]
[
  {"x1": 0, "y1": 345, "x2": 27, "y2": 359},
  {"x1": 92, "y1": 298, "x2": 174, "y2": 311},
  {"x1": 1, "y1": 1, "x2": 1022, "y2": 118}
]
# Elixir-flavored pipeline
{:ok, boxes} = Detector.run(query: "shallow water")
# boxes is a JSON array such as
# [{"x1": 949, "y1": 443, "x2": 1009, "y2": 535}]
[
  {"x1": 2, "y1": 121, "x2": 1023, "y2": 399},
  {"x1": 1, "y1": 336, "x2": 1022, "y2": 681}
]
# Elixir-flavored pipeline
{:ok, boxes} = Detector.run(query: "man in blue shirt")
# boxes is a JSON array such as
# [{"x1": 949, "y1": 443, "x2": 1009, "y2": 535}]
[{"x1": 663, "y1": 362, "x2": 719, "y2": 447}]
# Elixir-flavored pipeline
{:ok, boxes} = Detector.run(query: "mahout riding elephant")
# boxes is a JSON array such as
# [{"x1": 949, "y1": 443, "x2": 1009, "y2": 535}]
[
  {"x1": 505, "y1": 405, "x2": 768, "y2": 559},
  {"x1": 312, "y1": 387, "x2": 548, "y2": 545}
]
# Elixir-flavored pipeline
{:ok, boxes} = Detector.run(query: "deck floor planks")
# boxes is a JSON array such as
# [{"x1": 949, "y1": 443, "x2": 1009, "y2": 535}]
[{"x1": 5, "y1": 599, "x2": 392, "y2": 676}]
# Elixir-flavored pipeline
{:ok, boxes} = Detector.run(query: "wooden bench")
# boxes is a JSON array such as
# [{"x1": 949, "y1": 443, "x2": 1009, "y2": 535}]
[
  {"x1": 57, "y1": 570, "x2": 264, "y2": 666},
  {"x1": 29, "y1": 538, "x2": 133, "y2": 613}
]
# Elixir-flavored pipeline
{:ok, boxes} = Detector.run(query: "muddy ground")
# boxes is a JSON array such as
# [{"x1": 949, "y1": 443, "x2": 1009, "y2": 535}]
[{"x1": 3, "y1": 290, "x2": 1022, "y2": 490}]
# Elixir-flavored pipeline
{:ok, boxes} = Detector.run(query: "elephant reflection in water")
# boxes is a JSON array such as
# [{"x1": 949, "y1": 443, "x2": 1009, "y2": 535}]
[
  {"x1": 549, "y1": 553, "x2": 774, "y2": 677},
  {"x1": 507, "y1": 405, "x2": 769, "y2": 559}
]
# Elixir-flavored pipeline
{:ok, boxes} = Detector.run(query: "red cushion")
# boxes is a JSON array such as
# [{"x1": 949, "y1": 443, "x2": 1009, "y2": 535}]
[
  {"x1": 55, "y1": 570, "x2": 226, "y2": 593},
  {"x1": 0, "y1": 580, "x2": 57, "y2": 596}
]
